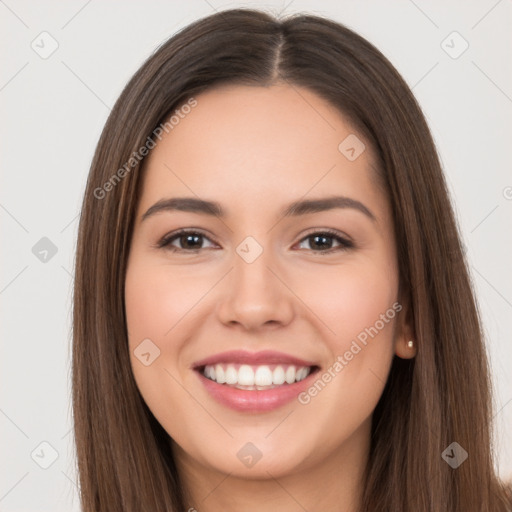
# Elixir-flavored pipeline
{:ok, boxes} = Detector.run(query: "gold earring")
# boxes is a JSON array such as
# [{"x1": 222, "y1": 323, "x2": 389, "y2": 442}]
[{"x1": 407, "y1": 340, "x2": 414, "y2": 349}]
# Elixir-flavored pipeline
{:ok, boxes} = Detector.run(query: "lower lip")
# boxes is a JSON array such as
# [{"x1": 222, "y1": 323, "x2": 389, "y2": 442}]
[{"x1": 196, "y1": 369, "x2": 318, "y2": 412}]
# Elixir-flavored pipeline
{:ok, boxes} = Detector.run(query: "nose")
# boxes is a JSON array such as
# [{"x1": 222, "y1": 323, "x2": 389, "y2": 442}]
[{"x1": 216, "y1": 245, "x2": 295, "y2": 331}]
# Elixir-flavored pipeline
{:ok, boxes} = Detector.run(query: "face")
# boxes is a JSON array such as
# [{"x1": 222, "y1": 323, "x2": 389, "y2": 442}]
[{"x1": 124, "y1": 83, "x2": 411, "y2": 481}]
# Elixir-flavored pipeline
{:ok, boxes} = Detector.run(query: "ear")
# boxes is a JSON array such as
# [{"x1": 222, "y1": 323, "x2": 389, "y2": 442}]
[{"x1": 394, "y1": 291, "x2": 417, "y2": 359}]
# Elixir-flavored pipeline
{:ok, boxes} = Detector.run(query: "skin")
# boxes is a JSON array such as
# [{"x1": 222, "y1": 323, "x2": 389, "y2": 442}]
[{"x1": 124, "y1": 83, "x2": 415, "y2": 512}]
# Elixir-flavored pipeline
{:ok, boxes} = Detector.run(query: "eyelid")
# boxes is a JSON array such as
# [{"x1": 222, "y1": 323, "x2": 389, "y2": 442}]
[
  {"x1": 294, "y1": 228, "x2": 354, "y2": 253},
  {"x1": 156, "y1": 228, "x2": 219, "y2": 250},
  {"x1": 298, "y1": 227, "x2": 353, "y2": 245},
  {"x1": 156, "y1": 227, "x2": 354, "y2": 253}
]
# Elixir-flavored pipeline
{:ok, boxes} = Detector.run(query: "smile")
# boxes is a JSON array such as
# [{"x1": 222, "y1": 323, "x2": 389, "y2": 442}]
[
  {"x1": 192, "y1": 350, "x2": 320, "y2": 412},
  {"x1": 202, "y1": 363, "x2": 312, "y2": 390}
]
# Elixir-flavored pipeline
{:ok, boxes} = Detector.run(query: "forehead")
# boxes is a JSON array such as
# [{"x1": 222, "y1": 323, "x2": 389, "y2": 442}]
[{"x1": 139, "y1": 84, "x2": 385, "y2": 221}]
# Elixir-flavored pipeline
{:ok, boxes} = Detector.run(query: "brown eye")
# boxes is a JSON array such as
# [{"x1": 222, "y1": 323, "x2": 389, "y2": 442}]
[
  {"x1": 158, "y1": 230, "x2": 217, "y2": 252},
  {"x1": 296, "y1": 230, "x2": 353, "y2": 253}
]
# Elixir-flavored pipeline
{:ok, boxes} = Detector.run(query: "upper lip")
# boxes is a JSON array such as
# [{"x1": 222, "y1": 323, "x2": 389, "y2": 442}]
[{"x1": 192, "y1": 350, "x2": 318, "y2": 369}]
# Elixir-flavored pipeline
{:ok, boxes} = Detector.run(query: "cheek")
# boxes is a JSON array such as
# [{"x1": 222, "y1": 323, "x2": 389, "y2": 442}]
[
  {"x1": 124, "y1": 258, "x2": 208, "y2": 344},
  {"x1": 291, "y1": 258, "x2": 398, "y2": 420},
  {"x1": 124, "y1": 256, "x2": 220, "y2": 400},
  {"x1": 297, "y1": 258, "x2": 398, "y2": 348},
  {"x1": 289, "y1": 263, "x2": 401, "y2": 443},
  {"x1": 124, "y1": 258, "x2": 204, "y2": 438},
  {"x1": 293, "y1": 258, "x2": 399, "y2": 406},
  {"x1": 124, "y1": 257, "x2": 189, "y2": 394}
]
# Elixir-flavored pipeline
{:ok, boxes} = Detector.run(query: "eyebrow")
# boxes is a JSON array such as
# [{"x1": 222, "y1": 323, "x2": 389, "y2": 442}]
[{"x1": 141, "y1": 195, "x2": 377, "y2": 223}]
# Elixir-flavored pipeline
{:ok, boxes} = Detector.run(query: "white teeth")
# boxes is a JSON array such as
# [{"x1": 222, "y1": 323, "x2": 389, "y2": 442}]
[
  {"x1": 225, "y1": 365, "x2": 237, "y2": 385},
  {"x1": 296, "y1": 367, "x2": 308, "y2": 381},
  {"x1": 202, "y1": 364, "x2": 312, "y2": 387},
  {"x1": 238, "y1": 365, "x2": 254, "y2": 386},
  {"x1": 255, "y1": 366, "x2": 273, "y2": 386},
  {"x1": 272, "y1": 366, "x2": 286, "y2": 385},
  {"x1": 215, "y1": 364, "x2": 226, "y2": 384},
  {"x1": 285, "y1": 366, "x2": 296, "y2": 384}
]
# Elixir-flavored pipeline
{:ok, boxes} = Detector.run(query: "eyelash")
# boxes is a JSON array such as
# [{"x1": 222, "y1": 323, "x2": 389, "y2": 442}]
[{"x1": 156, "y1": 228, "x2": 354, "y2": 255}]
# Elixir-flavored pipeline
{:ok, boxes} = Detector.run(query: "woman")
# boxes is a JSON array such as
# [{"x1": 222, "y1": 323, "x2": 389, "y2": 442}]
[{"x1": 72, "y1": 8, "x2": 512, "y2": 511}]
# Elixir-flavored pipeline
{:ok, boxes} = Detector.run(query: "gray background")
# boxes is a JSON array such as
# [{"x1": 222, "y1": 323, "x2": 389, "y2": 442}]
[{"x1": 1, "y1": 1, "x2": 511, "y2": 510}]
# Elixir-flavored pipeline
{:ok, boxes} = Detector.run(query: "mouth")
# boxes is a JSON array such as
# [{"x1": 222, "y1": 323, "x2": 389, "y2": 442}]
[
  {"x1": 192, "y1": 350, "x2": 321, "y2": 412},
  {"x1": 197, "y1": 363, "x2": 318, "y2": 390}
]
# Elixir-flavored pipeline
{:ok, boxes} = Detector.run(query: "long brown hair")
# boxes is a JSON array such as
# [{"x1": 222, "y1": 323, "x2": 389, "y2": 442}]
[{"x1": 72, "y1": 8, "x2": 511, "y2": 511}]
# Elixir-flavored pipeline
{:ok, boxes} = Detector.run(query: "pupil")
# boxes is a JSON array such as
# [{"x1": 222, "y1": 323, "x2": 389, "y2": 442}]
[
  {"x1": 312, "y1": 235, "x2": 332, "y2": 249},
  {"x1": 182, "y1": 234, "x2": 201, "y2": 248}
]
